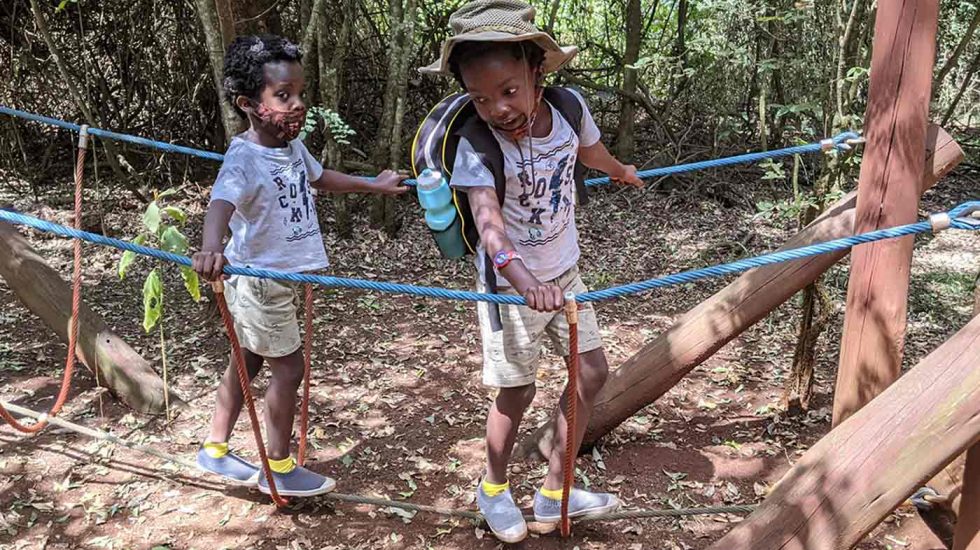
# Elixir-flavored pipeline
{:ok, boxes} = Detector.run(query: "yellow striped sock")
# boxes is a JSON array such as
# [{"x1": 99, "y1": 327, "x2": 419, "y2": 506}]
[
  {"x1": 268, "y1": 456, "x2": 296, "y2": 474},
  {"x1": 481, "y1": 479, "x2": 509, "y2": 497},
  {"x1": 203, "y1": 441, "x2": 228, "y2": 459},
  {"x1": 540, "y1": 486, "x2": 564, "y2": 500}
]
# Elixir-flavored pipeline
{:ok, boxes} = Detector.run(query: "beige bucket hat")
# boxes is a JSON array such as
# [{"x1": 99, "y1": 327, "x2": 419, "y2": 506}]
[{"x1": 419, "y1": 0, "x2": 578, "y2": 76}]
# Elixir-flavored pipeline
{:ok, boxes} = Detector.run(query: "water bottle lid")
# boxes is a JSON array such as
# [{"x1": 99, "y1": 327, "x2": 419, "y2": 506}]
[{"x1": 417, "y1": 168, "x2": 443, "y2": 190}]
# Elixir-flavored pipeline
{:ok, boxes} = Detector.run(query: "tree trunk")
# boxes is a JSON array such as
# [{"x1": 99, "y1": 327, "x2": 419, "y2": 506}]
[
  {"x1": 319, "y1": 0, "x2": 353, "y2": 238},
  {"x1": 28, "y1": 0, "x2": 145, "y2": 203},
  {"x1": 516, "y1": 125, "x2": 962, "y2": 459},
  {"x1": 193, "y1": 0, "x2": 243, "y2": 147},
  {"x1": 785, "y1": 0, "x2": 870, "y2": 412},
  {"x1": 299, "y1": 0, "x2": 329, "y2": 101},
  {"x1": 942, "y1": 47, "x2": 980, "y2": 127},
  {"x1": 234, "y1": 0, "x2": 283, "y2": 35},
  {"x1": 707, "y1": 313, "x2": 980, "y2": 550},
  {"x1": 833, "y1": 0, "x2": 939, "y2": 427},
  {"x1": 213, "y1": 0, "x2": 236, "y2": 51},
  {"x1": 615, "y1": 0, "x2": 641, "y2": 160},
  {"x1": 935, "y1": 5, "x2": 980, "y2": 87},
  {"x1": 0, "y1": 221, "x2": 178, "y2": 414},
  {"x1": 371, "y1": 0, "x2": 415, "y2": 235}
]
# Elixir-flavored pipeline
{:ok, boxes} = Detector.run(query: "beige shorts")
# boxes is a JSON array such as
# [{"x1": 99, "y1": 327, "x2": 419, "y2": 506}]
[
  {"x1": 476, "y1": 265, "x2": 604, "y2": 388},
  {"x1": 225, "y1": 275, "x2": 302, "y2": 358}
]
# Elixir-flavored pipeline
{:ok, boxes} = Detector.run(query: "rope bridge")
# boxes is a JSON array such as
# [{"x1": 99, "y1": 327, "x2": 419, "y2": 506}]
[{"x1": 0, "y1": 107, "x2": 976, "y2": 535}]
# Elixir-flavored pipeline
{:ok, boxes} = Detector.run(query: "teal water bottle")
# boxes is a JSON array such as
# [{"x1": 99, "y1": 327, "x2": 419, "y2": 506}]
[{"x1": 416, "y1": 169, "x2": 467, "y2": 258}]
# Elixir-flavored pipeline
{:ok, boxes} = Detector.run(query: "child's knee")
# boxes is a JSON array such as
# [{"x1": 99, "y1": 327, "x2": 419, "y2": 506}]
[
  {"x1": 496, "y1": 384, "x2": 536, "y2": 412},
  {"x1": 578, "y1": 350, "x2": 609, "y2": 399},
  {"x1": 269, "y1": 351, "x2": 305, "y2": 387}
]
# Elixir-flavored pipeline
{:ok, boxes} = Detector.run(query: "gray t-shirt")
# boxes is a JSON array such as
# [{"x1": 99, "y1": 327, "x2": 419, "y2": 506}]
[
  {"x1": 210, "y1": 136, "x2": 329, "y2": 273},
  {"x1": 450, "y1": 90, "x2": 601, "y2": 285}
]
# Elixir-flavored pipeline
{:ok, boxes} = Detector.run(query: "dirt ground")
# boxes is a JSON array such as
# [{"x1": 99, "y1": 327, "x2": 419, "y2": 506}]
[{"x1": 0, "y1": 165, "x2": 977, "y2": 549}]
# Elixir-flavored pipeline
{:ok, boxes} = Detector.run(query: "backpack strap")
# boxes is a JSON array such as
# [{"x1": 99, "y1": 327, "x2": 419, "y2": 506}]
[
  {"x1": 455, "y1": 114, "x2": 506, "y2": 205},
  {"x1": 453, "y1": 114, "x2": 506, "y2": 332},
  {"x1": 543, "y1": 87, "x2": 589, "y2": 206}
]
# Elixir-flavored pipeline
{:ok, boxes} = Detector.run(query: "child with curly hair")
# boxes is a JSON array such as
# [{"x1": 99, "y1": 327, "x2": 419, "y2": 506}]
[{"x1": 192, "y1": 34, "x2": 406, "y2": 497}]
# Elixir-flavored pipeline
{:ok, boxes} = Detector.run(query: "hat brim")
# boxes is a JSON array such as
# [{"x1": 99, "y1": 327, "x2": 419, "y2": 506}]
[{"x1": 419, "y1": 30, "x2": 578, "y2": 76}]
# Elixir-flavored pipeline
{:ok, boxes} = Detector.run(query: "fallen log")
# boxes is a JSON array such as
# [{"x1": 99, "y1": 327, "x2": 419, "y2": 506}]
[{"x1": 0, "y1": 217, "x2": 180, "y2": 414}]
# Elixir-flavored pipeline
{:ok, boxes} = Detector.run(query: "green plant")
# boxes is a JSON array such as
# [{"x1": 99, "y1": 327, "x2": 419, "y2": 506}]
[
  {"x1": 301, "y1": 106, "x2": 356, "y2": 145},
  {"x1": 118, "y1": 189, "x2": 200, "y2": 420}
]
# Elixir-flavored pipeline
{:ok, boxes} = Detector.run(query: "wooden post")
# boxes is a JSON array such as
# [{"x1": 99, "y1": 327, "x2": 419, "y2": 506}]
[
  {"x1": 833, "y1": 0, "x2": 940, "y2": 426},
  {"x1": 955, "y1": 446, "x2": 980, "y2": 550},
  {"x1": 707, "y1": 314, "x2": 980, "y2": 550},
  {"x1": 516, "y1": 126, "x2": 962, "y2": 459},
  {"x1": 953, "y1": 280, "x2": 980, "y2": 550},
  {"x1": 916, "y1": 278, "x2": 980, "y2": 545}
]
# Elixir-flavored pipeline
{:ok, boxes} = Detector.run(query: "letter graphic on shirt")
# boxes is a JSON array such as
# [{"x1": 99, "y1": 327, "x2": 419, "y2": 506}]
[
  {"x1": 528, "y1": 208, "x2": 545, "y2": 225},
  {"x1": 548, "y1": 156, "x2": 569, "y2": 215},
  {"x1": 291, "y1": 207, "x2": 303, "y2": 222},
  {"x1": 299, "y1": 172, "x2": 310, "y2": 217},
  {"x1": 517, "y1": 169, "x2": 532, "y2": 207},
  {"x1": 274, "y1": 176, "x2": 287, "y2": 191}
]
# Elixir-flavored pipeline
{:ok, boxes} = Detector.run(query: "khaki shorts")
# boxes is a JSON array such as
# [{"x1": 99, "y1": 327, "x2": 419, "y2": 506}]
[
  {"x1": 225, "y1": 275, "x2": 302, "y2": 358},
  {"x1": 476, "y1": 265, "x2": 603, "y2": 388}
]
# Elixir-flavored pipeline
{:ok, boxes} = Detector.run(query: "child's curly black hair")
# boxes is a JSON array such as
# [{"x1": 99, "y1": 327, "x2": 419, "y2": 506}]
[
  {"x1": 222, "y1": 34, "x2": 303, "y2": 119},
  {"x1": 448, "y1": 40, "x2": 545, "y2": 89}
]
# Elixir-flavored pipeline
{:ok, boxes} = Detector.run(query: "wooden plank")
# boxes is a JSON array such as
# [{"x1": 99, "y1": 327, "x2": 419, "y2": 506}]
[
  {"x1": 707, "y1": 314, "x2": 980, "y2": 550},
  {"x1": 516, "y1": 126, "x2": 962, "y2": 459},
  {"x1": 954, "y1": 445, "x2": 980, "y2": 550},
  {"x1": 833, "y1": 0, "x2": 940, "y2": 426}
]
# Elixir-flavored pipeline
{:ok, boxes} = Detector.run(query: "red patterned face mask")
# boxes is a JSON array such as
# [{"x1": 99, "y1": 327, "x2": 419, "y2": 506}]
[{"x1": 253, "y1": 102, "x2": 307, "y2": 142}]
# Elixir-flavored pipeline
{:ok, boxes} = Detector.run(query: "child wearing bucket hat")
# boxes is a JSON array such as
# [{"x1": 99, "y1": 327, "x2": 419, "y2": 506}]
[{"x1": 419, "y1": 0, "x2": 644, "y2": 542}]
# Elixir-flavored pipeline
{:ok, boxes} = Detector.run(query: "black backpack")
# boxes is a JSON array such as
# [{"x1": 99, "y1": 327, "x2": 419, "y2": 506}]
[{"x1": 410, "y1": 86, "x2": 590, "y2": 256}]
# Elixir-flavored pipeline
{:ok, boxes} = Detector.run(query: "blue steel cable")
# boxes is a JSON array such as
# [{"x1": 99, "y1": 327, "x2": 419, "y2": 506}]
[
  {"x1": 1, "y1": 106, "x2": 857, "y2": 185},
  {"x1": 0, "y1": 203, "x2": 975, "y2": 306}
]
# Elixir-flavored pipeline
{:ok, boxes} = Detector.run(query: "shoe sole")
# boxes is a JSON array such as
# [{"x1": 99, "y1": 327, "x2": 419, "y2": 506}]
[
  {"x1": 258, "y1": 476, "x2": 337, "y2": 498},
  {"x1": 196, "y1": 461, "x2": 260, "y2": 487},
  {"x1": 488, "y1": 526, "x2": 528, "y2": 544},
  {"x1": 533, "y1": 498, "x2": 622, "y2": 523}
]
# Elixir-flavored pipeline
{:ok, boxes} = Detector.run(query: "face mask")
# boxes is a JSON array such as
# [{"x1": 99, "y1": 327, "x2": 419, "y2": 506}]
[{"x1": 252, "y1": 102, "x2": 307, "y2": 142}]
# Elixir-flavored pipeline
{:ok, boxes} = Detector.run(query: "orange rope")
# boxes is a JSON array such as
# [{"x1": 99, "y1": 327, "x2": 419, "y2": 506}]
[
  {"x1": 298, "y1": 283, "x2": 313, "y2": 466},
  {"x1": 213, "y1": 280, "x2": 289, "y2": 507},
  {"x1": 561, "y1": 294, "x2": 579, "y2": 537},
  {"x1": 0, "y1": 128, "x2": 87, "y2": 433}
]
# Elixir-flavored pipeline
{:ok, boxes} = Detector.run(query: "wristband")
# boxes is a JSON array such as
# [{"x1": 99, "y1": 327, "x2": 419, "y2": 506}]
[{"x1": 493, "y1": 250, "x2": 523, "y2": 269}]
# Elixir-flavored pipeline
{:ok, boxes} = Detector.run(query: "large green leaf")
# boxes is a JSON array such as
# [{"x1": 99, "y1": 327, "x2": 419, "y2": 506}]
[
  {"x1": 118, "y1": 234, "x2": 147, "y2": 279},
  {"x1": 156, "y1": 188, "x2": 178, "y2": 200},
  {"x1": 142, "y1": 269, "x2": 163, "y2": 333},
  {"x1": 163, "y1": 206, "x2": 187, "y2": 224},
  {"x1": 180, "y1": 266, "x2": 201, "y2": 302},
  {"x1": 159, "y1": 226, "x2": 189, "y2": 255},
  {"x1": 143, "y1": 202, "x2": 161, "y2": 235}
]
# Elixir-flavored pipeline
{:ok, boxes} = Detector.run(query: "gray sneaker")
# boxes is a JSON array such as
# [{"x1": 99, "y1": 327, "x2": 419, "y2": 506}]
[
  {"x1": 476, "y1": 484, "x2": 527, "y2": 543},
  {"x1": 532, "y1": 488, "x2": 621, "y2": 523},
  {"x1": 257, "y1": 465, "x2": 336, "y2": 497},
  {"x1": 196, "y1": 447, "x2": 259, "y2": 486}
]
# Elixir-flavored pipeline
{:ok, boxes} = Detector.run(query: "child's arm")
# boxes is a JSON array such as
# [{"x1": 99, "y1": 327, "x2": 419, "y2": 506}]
[
  {"x1": 578, "y1": 141, "x2": 645, "y2": 187},
  {"x1": 311, "y1": 169, "x2": 408, "y2": 195},
  {"x1": 192, "y1": 199, "x2": 235, "y2": 281},
  {"x1": 467, "y1": 187, "x2": 565, "y2": 312}
]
